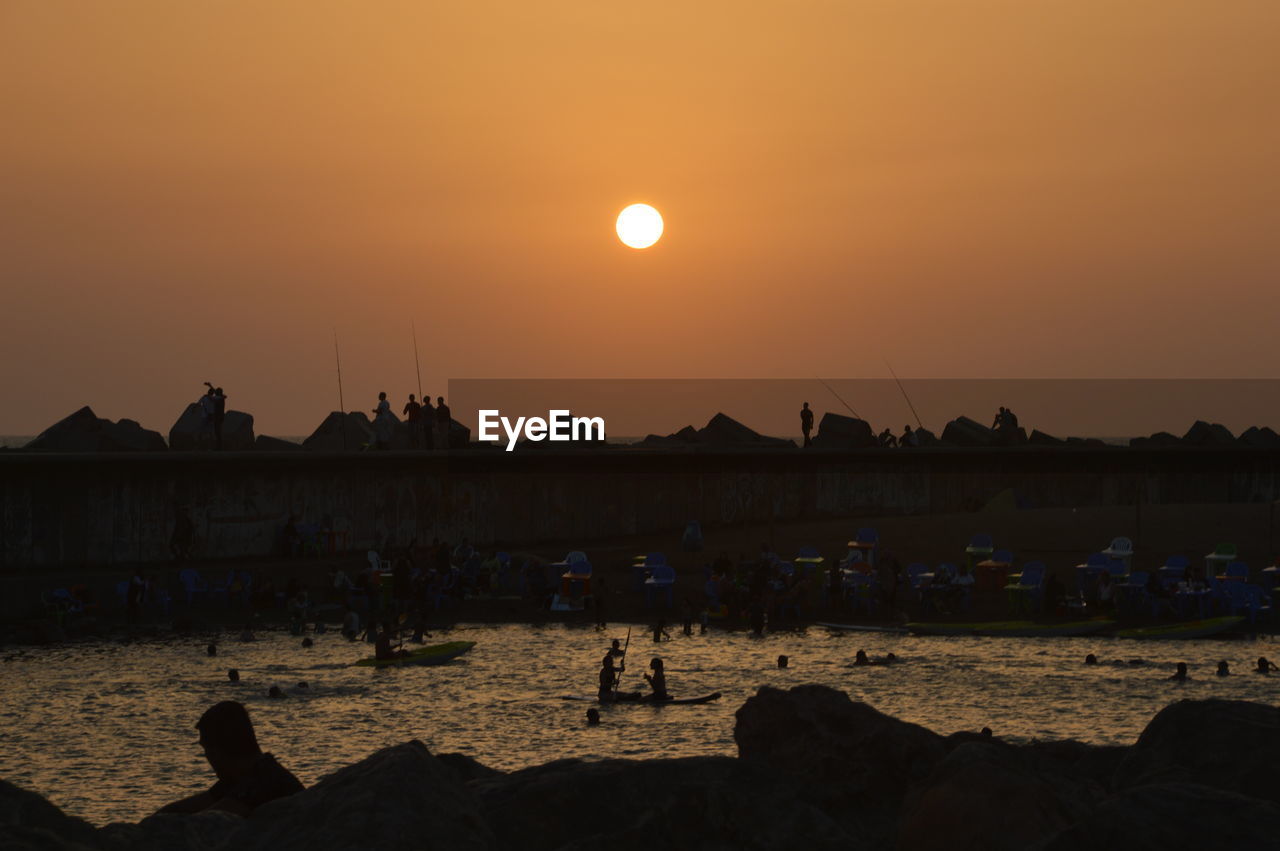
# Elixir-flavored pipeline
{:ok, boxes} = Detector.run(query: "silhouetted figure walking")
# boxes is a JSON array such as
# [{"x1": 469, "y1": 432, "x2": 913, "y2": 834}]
[{"x1": 800, "y1": 402, "x2": 814, "y2": 447}]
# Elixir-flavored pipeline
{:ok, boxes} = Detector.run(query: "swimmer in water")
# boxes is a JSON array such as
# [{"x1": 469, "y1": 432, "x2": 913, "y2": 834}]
[
  {"x1": 1257, "y1": 656, "x2": 1279, "y2": 674},
  {"x1": 853, "y1": 649, "x2": 871, "y2": 666},
  {"x1": 1084, "y1": 654, "x2": 1098, "y2": 665},
  {"x1": 1168, "y1": 662, "x2": 1189, "y2": 681},
  {"x1": 267, "y1": 685, "x2": 287, "y2": 699},
  {"x1": 586, "y1": 708, "x2": 600, "y2": 726},
  {"x1": 1216, "y1": 660, "x2": 1230, "y2": 677},
  {"x1": 882, "y1": 652, "x2": 898, "y2": 664},
  {"x1": 227, "y1": 668, "x2": 240, "y2": 682},
  {"x1": 301, "y1": 637, "x2": 313, "y2": 649},
  {"x1": 207, "y1": 643, "x2": 217, "y2": 657},
  {"x1": 777, "y1": 654, "x2": 789, "y2": 669}
]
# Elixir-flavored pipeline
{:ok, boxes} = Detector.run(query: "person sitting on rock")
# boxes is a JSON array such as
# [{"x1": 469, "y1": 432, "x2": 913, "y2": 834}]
[
  {"x1": 158, "y1": 701, "x2": 304, "y2": 816},
  {"x1": 643, "y1": 657, "x2": 670, "y2": 701},
  {"x1": 877, "y1": 428, "x2": 898, "y2": 448},
  {"x1": 1168, "y1": 661, "x2": 1189, "y2": 681},
  {"x1": 900, "y1": 425, "x2": 918, "y2": 447}
]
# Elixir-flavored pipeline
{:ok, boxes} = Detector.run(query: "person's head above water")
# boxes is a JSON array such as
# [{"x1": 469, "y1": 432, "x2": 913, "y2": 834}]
[
  {"x1": 1085, "y1": 653, "x2": 1098, "y2": 665},
  {"x1": 196, "y1": 701, "x2": 261, "y2": 778},
  {"x1": 586, "y1": 708, "x2": 600, "y2": 725},
  {"x1": 854, "y1": 649, "x2": 869, "y2": 663},
  {"x1": 207, "y1": 643, "x2": 217, "y2": 657},
  {"x1": 1217, "y1": 660, "x2": 1230, "y2": 676},
  {"x1": 227, "y1": 668, "x2": 239, "y2": 682},
  {"x1": 1258, "y1": 656, "x2": 1273, "y2": 672}
]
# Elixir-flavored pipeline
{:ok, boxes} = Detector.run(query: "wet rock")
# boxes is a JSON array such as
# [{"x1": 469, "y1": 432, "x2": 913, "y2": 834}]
[
  {"x1": 696, "y1": 413, "x2": 793, "y2": 448},
  {"x1": 253, "y1": 435, "x2": 303, "y2": 451},
  {"x1": 940, "y1": 416, "x2": 996, "y2": 448},
  {"x1": 0, "y1": 779, "x2": 101, "y2": 850},
  {"x1": 303, "y1": 412, "x2": 375, "y2": 452},
  {"x1": 1038, "y1": 782, "x2": 1280, "y2": 851},
  {"x1": 1113, "y1": 698, "x2": 1280, "y2": 803},
  {"x1": 735, "y1": 685, "x2": 946, "y2": 814},
  {"x1": 472, "y1": 756, "x2": 856, "y2": 851},
  {"x1": 25, "y1": 407, "x2": 166, "y2": 452},
  {"x1": 1238, "y1": 425, "x2": 1280, "y2": 448},
  {"x1": 810, "y1": 413, "x2": 877, "y2": 449},
  {"x1": 897, "y1": 741, "x2": 1105, "y2": 851},
  {"x1": 169, "y1": 404, "x2": 255, "y2": 451},
  {"x1": 1180, "y1": 420, "x2": 1235, "y2": 447},
  {"x1": 228, "y1": 741, "x2": 494, "y2": 851}
]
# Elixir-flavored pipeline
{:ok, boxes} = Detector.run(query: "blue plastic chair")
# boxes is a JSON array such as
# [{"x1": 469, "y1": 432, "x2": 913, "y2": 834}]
[
  {"x1": 966, "y1": 533, "x2": 994, "y2": 554},
  {"x1": 1224, "y1": 561, "x2": 1249, "y2": 582},
  {"x1": 645, "y1": 564, "x2": 675, "y2": 608},
  {"x1": 1007, "y1": 561, "x2": 1046, "y2": 615},
  {"x1": 991, "y1": 549, "x2": 1014, "y2": 564}
]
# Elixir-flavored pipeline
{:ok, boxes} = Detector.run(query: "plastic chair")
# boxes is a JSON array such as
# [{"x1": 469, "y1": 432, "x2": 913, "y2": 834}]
[
  {"x1": 1006, "y1": 561, "x2": 1046, "y2": 615},
  {"x1": 178, "y1": 568, "x2": 207, "y2": 604},
  {"x1": 1102, "y1": 537, "x2": 1134, "y2": 558},
  {"x1": 844, "y1": 572, "x2": 878, "y2": 615},
  {"x1": 1225, "y1": 561, "x2": 1249, "y2": 582},
  {"x1": 854, "y1": 527, "x2": 879, "y2": 546},
  {"x1": 645, "y1": 564, "x2": 675, "y2": 608},
  {"x1": 991, "y1": 549, "x2": 1014, "y2": 564},
  {"x1": 965, "y1": 533, "x2": 994, "y2": 554}
]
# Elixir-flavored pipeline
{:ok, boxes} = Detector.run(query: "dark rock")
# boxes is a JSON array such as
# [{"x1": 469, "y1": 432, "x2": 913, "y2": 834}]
[
  {"x1": 696, "y1": 413, "x2": 793, "y2": 448},
  {"x1": 1238, "y1": 425, "x2": 1280, "y2": 448},
  {"x1": 1113, "y1": 698, "x2": 1280, "y2": 803},
  {"x1": 1181, "y1": 420, "x2": 1235, "y2": 447},
  {"x1": 435, "y1": 752, "x2": 504, "y2": 783},
  {"x1": 810, "y1": 413, "x2": 878, "y2": 449},
  {"x1": 1129, "y1": 431, "x2": 1181, "y2": 449},
  {"x1": 303, "y1": 412, "x2": 375, "y2": 452},
  {"x1": 1028, "y1": 429, "x2": 1064, "y2": 446},
  {"x1": 253, "y1": 435, "x2": 303, "y2": 451},
  {"x1": 169, "y1": 404, "x2": 255, "y2": 451},
  {"x1": 227, "y1": 740, "x2": 495, "y2": 850},
  {"x1": 941, "y1": 416, "x2": 997, "y2": 448},
  {"x1": 1039, "y1": 782, "x2": 1280, "y2": 851},
  {"x1": 447, "y1": 418, "x2": 471, "y2": 449},
  {"x1": 98, "y1": 811, "x2": 240, "y2": 851},
  {"x1": 735, "y1": 685, "x2": 946, "y2": 812},
  {"x1": 914, "y1": 427, "x2": 940, "y2": 447},
  {"x1": 472, "y1": 756, "x2": 856, "y2": 851},
  {"x1": 633, "y1": 426, "x2": 701, "y2": 448},
  {"x1": 1064, "y1": 437, "x2": 1108, "y2": 448},
  {"x1": 898, "y1": 741, "x2": 1105, "y2": 851},
  {"x1": 0, "y1": 779, "x2": 101, "y2": 850},
  {"x1": 25, "y1": 406, "x2": 166, "y2": 452}
]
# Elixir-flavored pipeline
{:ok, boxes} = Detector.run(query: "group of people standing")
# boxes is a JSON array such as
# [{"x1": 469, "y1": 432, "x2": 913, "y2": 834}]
[
  {"x1": 199, "y1": 382, "x2": 227, "y2": 450},
  {"x1": 371, "y1": 393, "x2": 452, "y2": 451}
]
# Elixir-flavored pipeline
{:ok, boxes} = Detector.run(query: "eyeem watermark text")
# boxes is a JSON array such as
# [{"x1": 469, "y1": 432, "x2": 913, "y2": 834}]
[{"x1": 477, "y1": 410, "x2": 606, "y2": 451}]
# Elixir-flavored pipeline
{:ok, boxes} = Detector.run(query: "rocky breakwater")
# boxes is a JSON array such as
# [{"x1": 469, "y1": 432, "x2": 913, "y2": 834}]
[{"x1": 4, "y1": 688, "x2": 1279, "y2": 850}]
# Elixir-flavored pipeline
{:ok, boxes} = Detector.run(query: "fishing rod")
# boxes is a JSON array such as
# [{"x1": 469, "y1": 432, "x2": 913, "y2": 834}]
[
  {"x1": 411, "y1": 321, "x2": 423, "y2": 399},
  {"x1": 884, "y1": 360, "x2": 923, "y2": 430},
  {"x1": 815, "y1": 377, "x2": 864, "y2": 421},
  {"x1": 612, "y1": 626, "x2": 631, "y2": 698},
  {"x1": 333, "y1": 330, "x2": 347, "y2": 451}
]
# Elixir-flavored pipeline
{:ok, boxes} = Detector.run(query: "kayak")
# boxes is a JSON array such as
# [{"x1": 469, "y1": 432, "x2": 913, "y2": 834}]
[
  {"x1": 354, "y1": 640, "x2": 476, "y2": 668},
  {"x1": 560, "y1": 692, "x2": 723, "y2": 705},
  {"x1": 815, "y1": 622, "x2": 909, "y2": 634},
  {"x1": 905, "y1": 620, "x2": 1113, "y2": 637},
  {"x1": 1115, "y1": 617, "x2": 1245, "y2": 641}
]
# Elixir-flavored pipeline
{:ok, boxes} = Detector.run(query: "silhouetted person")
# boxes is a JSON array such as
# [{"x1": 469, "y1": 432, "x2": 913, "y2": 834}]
[
  {"x1": 421, "y1": 395, "x2": 436, "y2": 449},
  {"x1": 900, "y1": 424, "x2": 918, "y2": 447},
  {"x1": 586, "y1": 708, "x2": 600, "y2": 725},
  {"x1": 267, "y1": 685, "x2": 287, "y2": 699},
  {"x1": 598, "y1": 653, "x2": 623, "y2": 702},
  {"x1": 800, "y1": 402, "x2": 814, "y2": 447},
  {"x1": 301, "y1": 637, "x2": 313, "y2": 649},
  {"x1": 203, "y1": 382, "x2": 226, "y2": 450},
  {"x1": 1257, "y1": 656, "x2": 1279, "y2": 674},
  {"x1": 992, "y1": 407, "x2": 1007, "y2": 431},
  {"x1": 777, "y1": 654, "x2": 789, "y2": 669},
  {"x1": 608, "y1": 639, "x2": 624, "y2": 659},
  {"x1": 1216, "y1": 660, "x2": 1230, "y2": 676},
  {"x1": 157, "y1": 701, "x2": 303, "y2": 815},
  {"x1": 652, "y1": 619, "x2": 669, "y2": 643},
  {"x1": 403, "y1": 394, "x2": 423, "y2": 449},
  {"x1": 207, "y1": 642, "x2": 217, "y2": 657},
  {"x1": 1169, "y1": 661, "x2": 1189, "y2": 681},
  {"x1": 644, "y1": 657, "x2": 670, "y2": 701},
  {"x1": 878, "y1": 428, "x2": 897, "y2": 448},
  {"x1": 227, "y1": 668, "x2": 239, "y2": 682},
  {"x1": 854, "y1": 649, "x2": 871, "y2": 666},
  {"x1": 372, "y1": 392, "x2": 392, "y2": 450},
  {"x1": 435, "y1": 396, "x2": 451, "y2": 450},
  {"x1": 1084, "y1": 653, "x2": 1098, "y2": 665},
  {"x1": 374, "y1": 622, "x2": 407, "y2": 661}
]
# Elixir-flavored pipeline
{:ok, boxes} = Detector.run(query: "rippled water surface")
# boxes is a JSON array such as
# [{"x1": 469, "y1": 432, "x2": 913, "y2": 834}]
[{"x1": 3, "y1": 623, "x2": 1278, "y2": 825}]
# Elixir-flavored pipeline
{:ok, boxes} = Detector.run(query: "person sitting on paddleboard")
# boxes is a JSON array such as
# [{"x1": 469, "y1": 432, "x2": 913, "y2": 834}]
[
  {"x1": 643, "y1": 657, "x2": 670, "y2": 701},
  {"x1": 598, "y1": 653, "x2": 624, "y2": 702},
  {"x1": 374, "y1": 623, "x2": 408, "y2": 661}
]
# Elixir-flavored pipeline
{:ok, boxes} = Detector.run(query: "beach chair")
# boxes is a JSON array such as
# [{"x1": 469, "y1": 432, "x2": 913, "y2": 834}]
[
  {"x1": 1223, "y1": 561, "x2": 1249, "y2": 582},
  {"x1": 1102, "y1": 537, "x2": 1134, "y2": 570},
  {"x1": 844, "y1": 571, "x2": 877, "y2": 615},
  {"x1": 1076, "y1": 553, "x2": 1109, "y2": 596},
  {"x1": 846, "y1": 528, "x2": 880, "y2": 569},
  {"x1": 965, "y1": 533, "x2": 994, "y2": 555},
  {"x1": 1159, "y1": 555, "x2": 1189, "y2": 591},
  {"x1": 1205, "y1": 543, "x2": 1237, "y2": 579},
  {"x1": 795, "y1": 546, "x2": 825, "y2": 579},
  {"x1": 178, "y1": 567, "x2": 207, "y2": 605},
  {"x1": 1116, "y1": 570, "x2": 1149, "y2": 616},
  {"x1": 1005, "y1": 561, "x2": 1046, "y2": 616},
  {"x1": 633, "y1": 552, "x2": 666, "y2": 591}
]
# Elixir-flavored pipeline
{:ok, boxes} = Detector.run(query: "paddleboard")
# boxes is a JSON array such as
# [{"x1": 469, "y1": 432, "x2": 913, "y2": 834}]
[
  {"x1": 905, "y1": 620, "x2": 1112, "y2": 638},
  {"x1": 560, "y1": 692, "x2": 722, "y2": 705},
  {"x1": 1115, "y1": 616, "x2": 1245, "y2": 640},
  {"x1": 354, "y1": 640, "x2": 475, "y2": 668},
  {"x1": 815, "y1": 622, "x2": 909, "y2": 634}
]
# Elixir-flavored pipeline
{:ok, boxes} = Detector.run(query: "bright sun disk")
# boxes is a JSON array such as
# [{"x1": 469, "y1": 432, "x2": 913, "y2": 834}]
[{"x1": 616, "y1": 203, "x2": 663, "y2": 249}]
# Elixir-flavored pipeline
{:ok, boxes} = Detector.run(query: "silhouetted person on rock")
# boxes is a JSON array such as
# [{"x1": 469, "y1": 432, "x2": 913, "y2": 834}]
[
  {"x1": 800, "y1": 402, "x2": 814, "y2": 447},
  {"x1": 421, "y1": 395, "x2": 436, "y2": 450},
  {"x1": 158, "y1": 701, "x2": 303, "y2": 816},
  {"x1": 372, "y1": 392, "x2": 393, "y2": 450},
  {"x1": 878, "y1": 428, "x2": 898, "y2": 448},
  {"x1": 992, "y1": 407, "x2": 1007, "y2": 431},
  {"x1": 203, "y1": 383, "x2": 226, "y2": 450},
  {"x1": 435, "y1": 396, "x2": 451, "y2": 450},
  {"x1": 900, "y1": 425, "x2": 918, "y2": 447},
  {"x1": 403, "y1": 394, "x2": 422, "y2": 449}
]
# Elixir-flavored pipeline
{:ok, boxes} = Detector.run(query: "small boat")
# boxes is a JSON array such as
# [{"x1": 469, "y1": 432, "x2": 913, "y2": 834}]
[
  {"x1": 1115, "y1": 616, "x2": 1245, "y2": 641},
  {"x1": 354, "y1": 640, "x2": 476, "y2": 668},
  {"x1": 814, "y1": 622, "x2": 909, "y2": 634},
  {"x1": 905, "y1": 620, "x2": 1113, "y2": 638},
  {"x1": 560, "y1": 692, "x2": 723, "y2": 705}
]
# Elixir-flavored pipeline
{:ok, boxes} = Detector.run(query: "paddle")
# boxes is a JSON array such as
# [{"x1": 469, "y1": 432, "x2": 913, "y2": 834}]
[{"x1": 611, "y1": 627, "x2": 631, "y2": 699}]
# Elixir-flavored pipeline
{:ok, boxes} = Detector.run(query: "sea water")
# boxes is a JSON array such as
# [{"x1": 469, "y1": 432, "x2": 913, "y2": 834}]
[{"x1": 2, "y1": 622, "x2": 1276, "y2": 825}]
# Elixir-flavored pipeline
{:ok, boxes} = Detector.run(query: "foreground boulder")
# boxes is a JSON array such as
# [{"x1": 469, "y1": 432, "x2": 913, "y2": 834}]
[
  {"x1": 1237, "y1": 425, "x2": 1280, "y2": 448},
  {"x1": 697, "y1": 413, "x2": 794, "y2": 448},
  {"x1": 1180, "y1": 420, "x2": 1235, "y2": 447},
  {"x1": 253, "y1": 435, "x2": 303, "y2": 451},
  {"x1": 810, "y1": 413, "x2": 877, "y2": 449},
  {"x1": 168, "y1": 404, "x2": 255, "y2": 451},
  {"x1": 24, "y1": 407, "x2": 167, "y2": 452},
  {"x1": 0, "y1": 779, "x2": 101, "y2": 850},
  {"x1": 303, "y1": 412, "x2": 375, "y2": 451},
  {"x1": 940, "y1": 416, "x2": 996, "y2": 447},
  {"x1": 472, "y1": 756, "x2": 855, "y2": 851}
]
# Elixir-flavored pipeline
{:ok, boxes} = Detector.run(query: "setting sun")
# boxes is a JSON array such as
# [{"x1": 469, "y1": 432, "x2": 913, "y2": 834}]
[{"x1": 615, "y1": 203, "x2": 664, "y2": 249}]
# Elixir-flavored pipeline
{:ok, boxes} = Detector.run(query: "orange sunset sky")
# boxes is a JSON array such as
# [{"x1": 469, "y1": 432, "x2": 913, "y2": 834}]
[{"x1": 2, "y1": 1, "x2": 1278, "y2": 437}]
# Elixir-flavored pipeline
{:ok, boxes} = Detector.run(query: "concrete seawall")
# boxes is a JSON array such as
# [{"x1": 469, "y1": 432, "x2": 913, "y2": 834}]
[{"x1": 3, "y1": 446, "x2": 1280, "y2": 568}]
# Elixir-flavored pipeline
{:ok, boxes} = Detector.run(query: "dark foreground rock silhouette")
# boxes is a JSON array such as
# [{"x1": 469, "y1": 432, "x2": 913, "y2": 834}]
[
  {"x1": 3, "y1": 689, "x2": 1277, "y2": 850},
  {"x1": 24, "y1": 407, "x2": 166, "y2": 452}
]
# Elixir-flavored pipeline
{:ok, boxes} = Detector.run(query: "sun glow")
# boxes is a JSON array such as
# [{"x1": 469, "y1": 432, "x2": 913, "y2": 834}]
[{"x1": 615, "y1": 204, "x2": 664, "y2": 249}]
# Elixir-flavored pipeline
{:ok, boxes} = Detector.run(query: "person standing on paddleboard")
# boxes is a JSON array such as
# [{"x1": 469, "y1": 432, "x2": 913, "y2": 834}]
[{"x1": 598, "y1": 653, "x2": 624, "y2": 702}]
